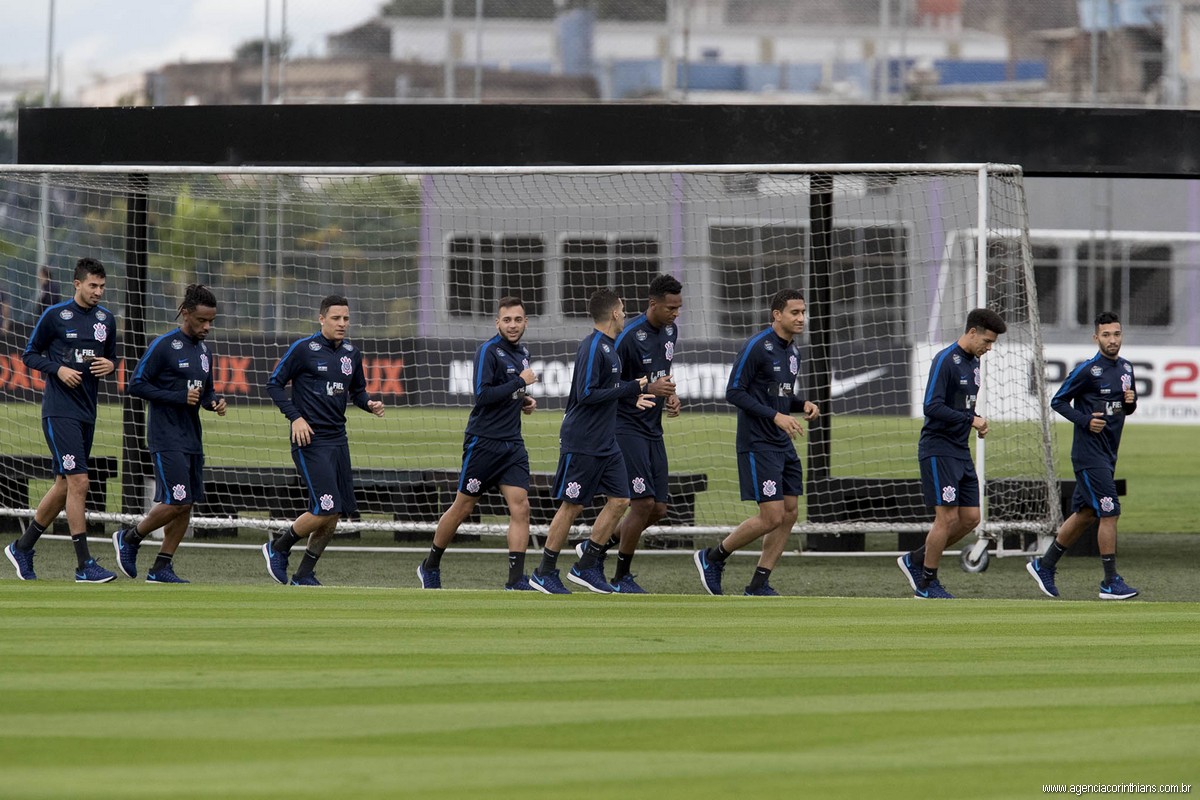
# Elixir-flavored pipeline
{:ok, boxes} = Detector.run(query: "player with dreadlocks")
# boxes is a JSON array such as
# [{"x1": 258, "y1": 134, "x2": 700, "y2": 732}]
[{"x1": 111, "y1": 284, "x2": 227, "y2": 583}]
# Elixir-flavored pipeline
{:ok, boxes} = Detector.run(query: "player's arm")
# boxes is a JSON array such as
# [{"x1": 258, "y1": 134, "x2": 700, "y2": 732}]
[
  {"x1": 578, "y1": 349, "x2": 643, "y2": 404},
  {"x1": 1122, "y1": 365, "x2": 1138, "y2": 415},
  {"x1": 21, "y1": 312, "x2": 62, "y2": 377},
  {"x1": 725, "y1": 344, "x2": 777, "y2": 420},
  {"x1": 922, "y1": 357, "x2": 974, "y2": 425},
  {"x1": 474, "y1": 346, "x2": 527, "y2": 406},
  {"x1": 265, "y1": 344, "x2": 302, "y2": 421},
  {"x1": 349, "y1": 353, "x2": 384, "y2": 417},
  {"x1": 201, "y1": 355, "x2": 226, "y2": 415},
  {"x1": 128, "y1": 342, "x2": 187, "y2": 405},
  {"x1": 89, "y1": 316, "x2": 117, "y2": 377},
  {"x1": 1050, "y1": 363, "x2": 1093, "y2": 428}
]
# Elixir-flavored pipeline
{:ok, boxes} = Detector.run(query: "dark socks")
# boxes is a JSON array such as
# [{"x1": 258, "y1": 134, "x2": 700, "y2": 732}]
[
  {"x1": 536, "y1": 547, "x2": 560, "y2": 576},
  {"x1": 293, "y1": 548, "x2": 320, "y2": 579},
  {"x1": 424, "y1": 544, "x2": 446, "y2": 570},
  {"x1": 1042, "y1": 540, "x2": 1067, "y2": 569},
  {"x1": 71, "y1": 533, "x2": 91, "y2": 568},
  {"x1": 275, "y1": 527, "x2": 301, "y2": 554},
  {"x1": 708, "y1": 543, "x2": 732, "y2": 563},
  {"x1": 507, "y1": 551, "x2": 525, "y2": 585},
  {"x1": 1101, "y1": 554, "x2": 1117, "y2": 581},
  {"x1": 919, "y1": 565, "x2": 938, "y2": 589},
  {"x1": 747, "y1": 566, "x2": 772, "y2": 591},
  {"x1": 152, "y1": 552, "x2": 173, "y2": 573},
  {"x1": 577, "y1": 540, "x2": 605, "y2": 570},
  {"x1": 17, "y1": 520, "x2": 46, "y2": 551},
  {"x1": 125, "y1": 523, "x2": 146, "y2": 545},
  {"x1": 613, "y1": 551, "x2": 634, "y2": 580},
  {"x1": 908, "y1": 545, "x2": 926, "y2": 566}
]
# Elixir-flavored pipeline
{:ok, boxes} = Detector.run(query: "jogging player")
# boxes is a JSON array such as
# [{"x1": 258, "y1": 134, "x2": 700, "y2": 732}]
[
  {"x1": 112, "y1": 284, "x2": 227, "y2": 583},
  {"x1": 6, "y1": 258, "x2": 118, "y2": 583},
  {"x1": 1027, "y1": 311, "x2": 1139, "y2": 600},
  {"x1": 262, "y1": 295, "x2": 385, "y2": 586},
  {"x1": 417, "y1": 296, "x2": 539, "y2": 590},
  {"x1": 530, "y1": 289, "x2": 654, "y2": 594},
  {"x1": 694, "y1": 288, "x2": 819, "y2": 596},
  {"x1": 897, "y1": 307, "x2": 1007, "y2": 599},
  {"x1": 580, "y1": 274, "x2": 682, "y2": 593}
]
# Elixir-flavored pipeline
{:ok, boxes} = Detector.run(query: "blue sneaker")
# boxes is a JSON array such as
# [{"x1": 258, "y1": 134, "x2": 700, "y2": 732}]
[
  {"x1": 529, "y1": 569, "x2": 570, "y2": 594},
  {"x1": 693, "y1": 549, "x2": 725, "y2": 596},
  {"x1": 289, "y1": 573, "x2": 322, "y2": 587},
  {"x1": 262, "y1": 541, "x2": 289, "y2": 585},
  {"x1": 1026, "y1": 557, "x2": 1059, "y2": 598},
  {"x1": 914, "y1": 579, "x2": 953, "y2": 599},
  {"x1": 5, "y1": 541, "x2": 37, "y2": 581},
  {"x1": 112, "y1": 528, "x2": 140, "y2": 579},
  {"x1": 75, "y1": 559, "x2": 116, "y2": 584},
  {"x1": 743, "y1": 583, "x2": 780, "y2": 596},
  {"x1": 574, "y1": 540, "x2": 608, "y2": 572},
  {"x1": 504, "y1": 576, "x2": 534, "y2": 591},
  {"x1": 1099, "y1": 575, "x2": 1138, "y2": 600},
  {"x1": 417, "y1": 561, "x2": 441, "y2": 589},
  {"x1": 567, "y1": 563, "x2": 613, "y2": 594},
  {"x1": 146, "y1": 563, "x2": 190, "y2": 584},
  {"x1": 897, "y1": 552, "x2": 923, "y2": 592},
  {"x1": 610, "y1": 574, "x2": 647, "y2": 594}
]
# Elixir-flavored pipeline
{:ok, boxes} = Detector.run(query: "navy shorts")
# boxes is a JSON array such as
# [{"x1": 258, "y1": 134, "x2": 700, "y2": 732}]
[
  {"x1": 617, "y1": 433, "x2": 669, "y2": 502},
  {"x1": 738, "y1": 449, "x2": 803, "y2": 502},
  {"x1": 1072, "y1": 467, "x2": 1122, "y2": 518},
  {"x1": 151, "y1": 451, "x2": 205, "y2": 505},
  {"x1": 457, "y1": 436, "x2": 530, "y2": 496},
  {"x1": 920, "y1": 455, "x2": 980, "y2": 507},
  {"x1": 292, "y1": 442, "x2": 356, "y2": 516},
  {"x1": 42, "y1": 417, "x2": 95, "y2": 476},
  {"x1": 552, "y1": 451, "x2": 628, "y2": 506}
]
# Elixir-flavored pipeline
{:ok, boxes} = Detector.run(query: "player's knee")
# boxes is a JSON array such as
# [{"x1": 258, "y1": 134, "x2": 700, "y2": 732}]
[
  {"x1": 648, "y1": 502, "x2": 668, "y2": 525},
  {"x1": 65, "y1": 473, "x2": 90, "y2": 493},
  {"x1": 758, "y1": 505, "x2": 785, "y2": 528},
  {"x1": 959, "y1": 508, "x2": 981, "y2": 531},
  {"x1": 508, "y1": 496, "x2": 530, "y2": 523}
]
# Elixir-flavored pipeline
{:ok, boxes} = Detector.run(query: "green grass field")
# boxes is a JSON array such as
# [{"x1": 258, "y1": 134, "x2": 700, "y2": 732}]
[{"x1": 1, "y1": 581, "x2": 1197, "y2": 800}]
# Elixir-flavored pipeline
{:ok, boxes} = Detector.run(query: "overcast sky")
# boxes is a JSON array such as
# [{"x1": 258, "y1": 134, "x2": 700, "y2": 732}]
[{"x1": 1, "y1": 0, "x2": 384, "y2": 98}]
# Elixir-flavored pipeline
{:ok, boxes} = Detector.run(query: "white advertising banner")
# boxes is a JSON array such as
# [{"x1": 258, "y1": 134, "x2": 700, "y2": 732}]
[{"x1": 912, "y1": 343, "x2": 1200, "y2": 424}]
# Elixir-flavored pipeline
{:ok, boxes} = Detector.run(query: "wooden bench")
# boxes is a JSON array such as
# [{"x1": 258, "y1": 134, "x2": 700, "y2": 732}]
[{"x1": 0, "y1": 455, "x2": 120, "y2": 534}]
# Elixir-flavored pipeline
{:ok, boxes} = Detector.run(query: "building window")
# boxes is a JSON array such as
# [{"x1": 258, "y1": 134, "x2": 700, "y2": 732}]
[
  {"x1": 448, "y1": 234, "x2": 545, "y2": 317},
  {"x1": 1075, "y1": 242, "x2": 1171, "y2": 328},
  {"x1": 710, "y1": 223, "x2": 906, "y2": 339},
  {"x1": 561, "y1": 236, "x2": 660, "y2": 317}
]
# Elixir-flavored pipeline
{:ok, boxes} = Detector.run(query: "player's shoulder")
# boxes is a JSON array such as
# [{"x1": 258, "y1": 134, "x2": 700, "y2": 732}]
[
  {"x1": 94, "y1": 304, "x2": 117, "y2": 321},
  {"x1": 1115, "y1": 356, "x2": 1134, "y2": 371},
  {"x1": 340, "y1": 340, "x2": 357, "y2": 354}
]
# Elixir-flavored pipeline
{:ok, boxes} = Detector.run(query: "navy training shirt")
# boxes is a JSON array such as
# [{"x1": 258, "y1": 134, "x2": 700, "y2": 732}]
[
  {"x1": 1051, "y1": 352, "x2": 1137, "y2": 470},
  {"x1": 128, "y1": 327, "x2": 220, "y2": 454},
  {"x1": 614, "y1": 313, "x2": 677, "y2": 440},
  {"x1": 725, "y1": 328, "x2": 807, "y2": 454},
  {"x1": 266, "y1": 332, "x2": 372, "y2": 445},
  {"x1": 463, "y1": 334, "x2": 531, "y2": 443},
  {"x1": 22, "y1": 299, "x2": 118, "y2": 422},
  {"x1": 559, "y1": 328, "x2": 642, "y2": 456},
  {"x1": 918, "y1": 343, "x2": 980, "y2": 460}
]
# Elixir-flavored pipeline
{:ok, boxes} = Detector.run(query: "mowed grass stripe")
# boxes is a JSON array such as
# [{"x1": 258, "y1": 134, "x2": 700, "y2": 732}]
[{"x1": 0, "y1": 586, "x2": 1197, "y2": 799}]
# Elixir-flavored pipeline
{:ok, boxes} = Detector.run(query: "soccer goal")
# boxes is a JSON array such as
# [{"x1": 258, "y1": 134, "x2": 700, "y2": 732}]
[{"x1": 0, "y1": 163, "x2": 1057, "y2": 558}]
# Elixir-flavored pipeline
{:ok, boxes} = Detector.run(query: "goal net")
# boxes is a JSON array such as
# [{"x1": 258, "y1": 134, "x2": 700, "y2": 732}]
[{"x1": 0, "y1": 164, "x2": 1057, "y2": 543}]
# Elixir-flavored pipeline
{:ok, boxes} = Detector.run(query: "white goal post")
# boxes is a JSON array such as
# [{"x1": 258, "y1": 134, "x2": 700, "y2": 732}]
[{"x1": 0, "y1": 163, "x2": 1058, "y2": 549}]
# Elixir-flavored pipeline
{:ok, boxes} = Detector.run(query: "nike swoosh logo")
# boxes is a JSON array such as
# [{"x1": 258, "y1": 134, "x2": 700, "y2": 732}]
[{"x1": 831, "y1": 368, "x2": 888, "y2": 397}]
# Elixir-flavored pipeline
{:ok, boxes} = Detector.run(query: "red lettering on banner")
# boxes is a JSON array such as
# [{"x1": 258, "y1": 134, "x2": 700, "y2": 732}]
[
  {"x1": 214, "y1": 356, "x2": 251, "y2": 395},
  {"x1": 364, "y1": 358, "x2": 405, "y2": 397},
  {"x1": 1163, "y1": 361, "x2": 1199, "y2": 399}
]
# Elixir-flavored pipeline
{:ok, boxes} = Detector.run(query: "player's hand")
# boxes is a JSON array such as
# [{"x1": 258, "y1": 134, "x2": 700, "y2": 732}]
[
  {"x1": 522, "y1": 395, "x2": 537, "y2": 415},
  {"x1": 520, "y1": 367, "x2": 537, "y2": 385},
  {"x1": 646, "y1": 375, "x2": 676, "y2": 397},
  {"x1": 635, "y1": 393, "x2": 657, "y2": 411},
  {"x1": 368, "y1": 400, "x2": 385, "y2": 417},
  {"x1": 89, "y1": 357, "x2": 115, "y2": 377},
  {"x1": 773, "y1": 412, "x2": 804, "y2": 438},
  {"x1": 291, "y1": 417, "x2": 314, "y2": 447},
  {"x1": 636, "y1": 376, "x2": 649, "y2": 391},
  {"x1": 1088, "y1": 411, "x2": 1107, "y2": 433},
  {"x1": 210, "y1": 398, "x2": 228, "y2": 416},
  {"x1": 971, "y1": 415, "x2": 989, "y2": 438},
  {"x1": 57, "y1": 365, "x2": 83, "y2": 388},
  {"x1": 186, "y1": 386, "x2": 201, "y2": 406},
  {"x1": 1123, "y1": 389, "x2": 1136, "y2": 404},
  {"x1": 801, "y1": 401, "x2": 819, "y2": 421},
  {"x1": 665, "y1": 394, "x2": 681, "y2": 418}
]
